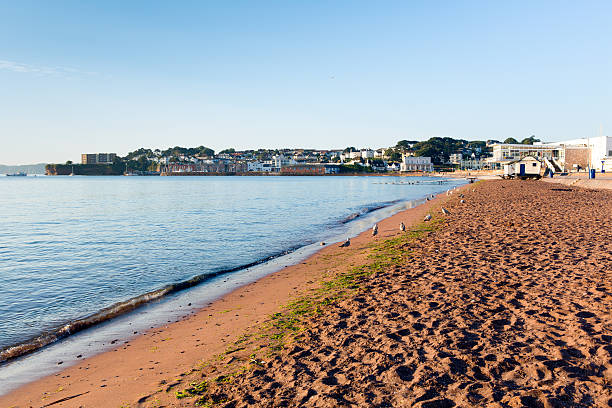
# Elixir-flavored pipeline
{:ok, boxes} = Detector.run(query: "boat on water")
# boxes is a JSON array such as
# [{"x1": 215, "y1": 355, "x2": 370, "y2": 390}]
[{"x1": 6, "y1": 172, "x2": 27, "y2": 177}]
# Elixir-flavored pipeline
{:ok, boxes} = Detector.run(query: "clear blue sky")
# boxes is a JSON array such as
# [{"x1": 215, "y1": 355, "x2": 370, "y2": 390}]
[{"x1": 1, "y1": 1, "x2": 611, "y2": 164}]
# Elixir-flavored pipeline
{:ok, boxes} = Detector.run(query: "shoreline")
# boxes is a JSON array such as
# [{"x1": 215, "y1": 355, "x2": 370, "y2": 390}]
[
  {"x1": 0, "y1": 184, "x2": 465, "y2": 407},
  {"x1": 0, "y1": 180, "x2": 458, "y2": 368}
]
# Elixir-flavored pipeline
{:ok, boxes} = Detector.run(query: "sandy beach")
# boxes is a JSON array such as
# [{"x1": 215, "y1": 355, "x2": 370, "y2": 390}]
[{"x1": 2, "y1": 180, "x2": 611, "y2": 407}]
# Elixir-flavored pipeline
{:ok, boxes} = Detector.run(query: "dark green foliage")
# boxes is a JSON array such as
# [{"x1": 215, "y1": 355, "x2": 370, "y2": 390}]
[
  {"x1": 339, "y1": 163, "x2": 374, "y2": 173},
  {"x1": 159, "y1": 145, "x2": 215, "y2": 158},
  {"x1": 411, "y1": 137, "x2": 467, "y2": 164},
  {"x1": 521, "y1": 135, "x2": 540, "y2": 145}
]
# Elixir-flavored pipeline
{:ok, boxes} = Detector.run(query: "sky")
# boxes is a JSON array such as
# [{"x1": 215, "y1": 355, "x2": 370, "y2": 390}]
[{"x1": 1, "y1": 1, "x2": 611, "y2": 165}]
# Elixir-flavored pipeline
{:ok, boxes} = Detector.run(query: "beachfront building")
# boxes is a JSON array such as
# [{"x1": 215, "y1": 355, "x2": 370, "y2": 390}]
[
  {"x1": 399, "y1": 155, "x2": 434, "y2": 172},
  {"x1": 503, "y1": 156, "x2": 543, "y2": 179},
  {"x1": 489, "y1": 136, "x2": 612, "y2": 172},
  {"x1": 554, "y1": 136, "x2": 612, "y2": 172},
  {"x1": 490, "y1": 143, "x2": 560, "y2": 163},
  {"x1": 81, "y1": 153, "x2": 117, "y2": 164}
]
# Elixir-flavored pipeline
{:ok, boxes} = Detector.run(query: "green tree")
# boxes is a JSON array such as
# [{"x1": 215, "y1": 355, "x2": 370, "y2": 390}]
[
  {"x1": 219, "y1": 148, "x2": 236, "y2": 154},
  {"x1": 503, "y1": 137, "x2": 519, "y2": 144},
  {"x1": 388, "y1": 150, "x2": 402, "y2": 161},
  {"x1": 65, "y1": 160, "x2": 73, "y2": 165},
  {"x1": 521, "y1": 136, "x2": 540, "y2": 145},
  {"x1": 395, "y1": 140, "x2": 418, "y2": 151}
]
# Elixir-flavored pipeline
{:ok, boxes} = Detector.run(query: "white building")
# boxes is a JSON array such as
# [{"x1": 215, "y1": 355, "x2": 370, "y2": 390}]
[
  {"x1": 491, "y1": 143, "x2": 561, "y2": 163},
  {"x1": 449, "y1": 153, "x2": 463, "y2": 164},
  {"x1": 360, "y1": 149, "x2": 375, "y2": 159},
  {"x1": 503, "y1": 156, "x2": 542, "y2": 179},
  {"x1": 490, "y1": 136, "x2": 612, "y2": 172},
  {"x1": 387, "y1": 162, "x2": 400, "y2": 172},
  {"x1": 271, "y1": 154, "x2": 296, "y2": 170},
  {"x1": 247, "y1": 161, "x2": 273, "y2": 172},
  {"x1": 459, "y1": 158, "x2": 486, "y2": 170},
  {"x1": 400, "y1": 155, "x2": 434, "y2": 172},
  {"x1": 553, "y1": 136, "x2": 612, "y2": 172}
]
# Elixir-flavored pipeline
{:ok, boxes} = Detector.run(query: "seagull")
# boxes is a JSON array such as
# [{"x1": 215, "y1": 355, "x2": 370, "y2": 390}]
[
  {"x1": 372, "y1": 224, "x2": 378, "y2": 236},
  {"x1": 460, "y1": 199, "x2": 465, "y2": 203},
  {"x1": 458, "y1": 193, "x2": 464, "y2": 198},
  {"x1": 320, "y1": 242, "x2": 326, "y2": 246},
  {"x1": 400, "y1": 222, "x2": 406, "y2": 231},
  {"x1": 426, "y1": 197, "x2": 430, "y2": 201},
  {"x1": 424, "y1": 214, "x2": 432, "y2": 222},
  {"x1": 441, "y1": 207, "x2": 451, "y2": 215},
  {"x1": 339, "y1": 238, "x2": 350, "y2": 248}
]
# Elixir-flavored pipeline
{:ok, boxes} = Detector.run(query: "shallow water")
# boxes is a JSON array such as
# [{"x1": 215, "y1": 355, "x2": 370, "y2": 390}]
[{"x1": 0, "y1": 175, "x2": 463, "y2": 367}]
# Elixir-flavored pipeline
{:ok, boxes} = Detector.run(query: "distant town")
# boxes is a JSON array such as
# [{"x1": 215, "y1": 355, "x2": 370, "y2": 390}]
[{"x1": 35, "y1": 135, "x2": 611, "y2": 176}]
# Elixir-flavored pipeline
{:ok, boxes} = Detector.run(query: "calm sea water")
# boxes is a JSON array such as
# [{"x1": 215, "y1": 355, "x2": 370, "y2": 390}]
[{"x1": 0, "y1": 175, "x2": 463, "y2": 367}]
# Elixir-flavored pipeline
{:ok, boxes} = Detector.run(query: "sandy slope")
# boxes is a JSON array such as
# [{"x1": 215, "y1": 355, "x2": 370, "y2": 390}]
[{"x1": 170, "y1": 180, "x2": 611, "y2": 407}]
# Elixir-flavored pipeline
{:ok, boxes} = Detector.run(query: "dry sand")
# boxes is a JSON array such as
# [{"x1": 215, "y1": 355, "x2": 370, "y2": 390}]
[{"x1": 2, "y1": 180, "x2": 611, "y2": 407}]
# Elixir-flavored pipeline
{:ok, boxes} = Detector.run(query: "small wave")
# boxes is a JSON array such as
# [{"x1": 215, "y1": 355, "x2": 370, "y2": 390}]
[
  {"x1": 339, "y1": 200, "x2": 400, "y2": 224},
  {"x1": 0, "y1": 247, "x2": 302, "y2": 364},
  {"x1": 0, "y1": 196, "x2": 421, "y2": 364}
]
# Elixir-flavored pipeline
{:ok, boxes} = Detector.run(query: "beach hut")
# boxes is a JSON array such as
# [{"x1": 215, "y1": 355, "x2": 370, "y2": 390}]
[{"x1": 503, "y1": 156, "x2": 542, "y2": 179}]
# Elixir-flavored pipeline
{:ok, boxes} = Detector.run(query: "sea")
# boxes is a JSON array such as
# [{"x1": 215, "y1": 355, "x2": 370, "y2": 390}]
[{"x1": 0, "y1": 175, "x2": 465, "y2": 394}]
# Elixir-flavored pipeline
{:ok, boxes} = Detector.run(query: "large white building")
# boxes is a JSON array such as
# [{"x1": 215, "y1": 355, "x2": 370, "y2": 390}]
[
  {"x1": 553, "y1": 136, "x2": 612, "y2": 171},
  {"x1": 400, "y1": 155, "x2": 434, "y2": 172},
  {"x1": 488, "y1": 136, "x2": 612, "y2": 172}
]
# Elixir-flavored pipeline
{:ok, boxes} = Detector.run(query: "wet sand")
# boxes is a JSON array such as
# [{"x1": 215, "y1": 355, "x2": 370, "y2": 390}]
[{"x1": 3, "y1": 180, "x2": 611, "y2": 407}]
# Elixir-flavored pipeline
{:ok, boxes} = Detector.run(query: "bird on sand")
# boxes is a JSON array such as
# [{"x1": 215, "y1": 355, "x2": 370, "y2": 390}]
[
  {"x1": 441, "y1": 207, "x2": 451, "y2": 215},
  {"x1": 400, "y1": 222, "x2": 406, "y2": 231},
  {"x1": 372, "y1": 224, "x2": 378, "y2": 236},
  {"x1": 424, "y1": 214, "x2": 432, "y2": 222},
  {"x1": 339, "y1": 238, "x2": 350, "y2": 247},
  {"x1": 460, "y1": 199, "x2": 465, "y2": 203}
]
